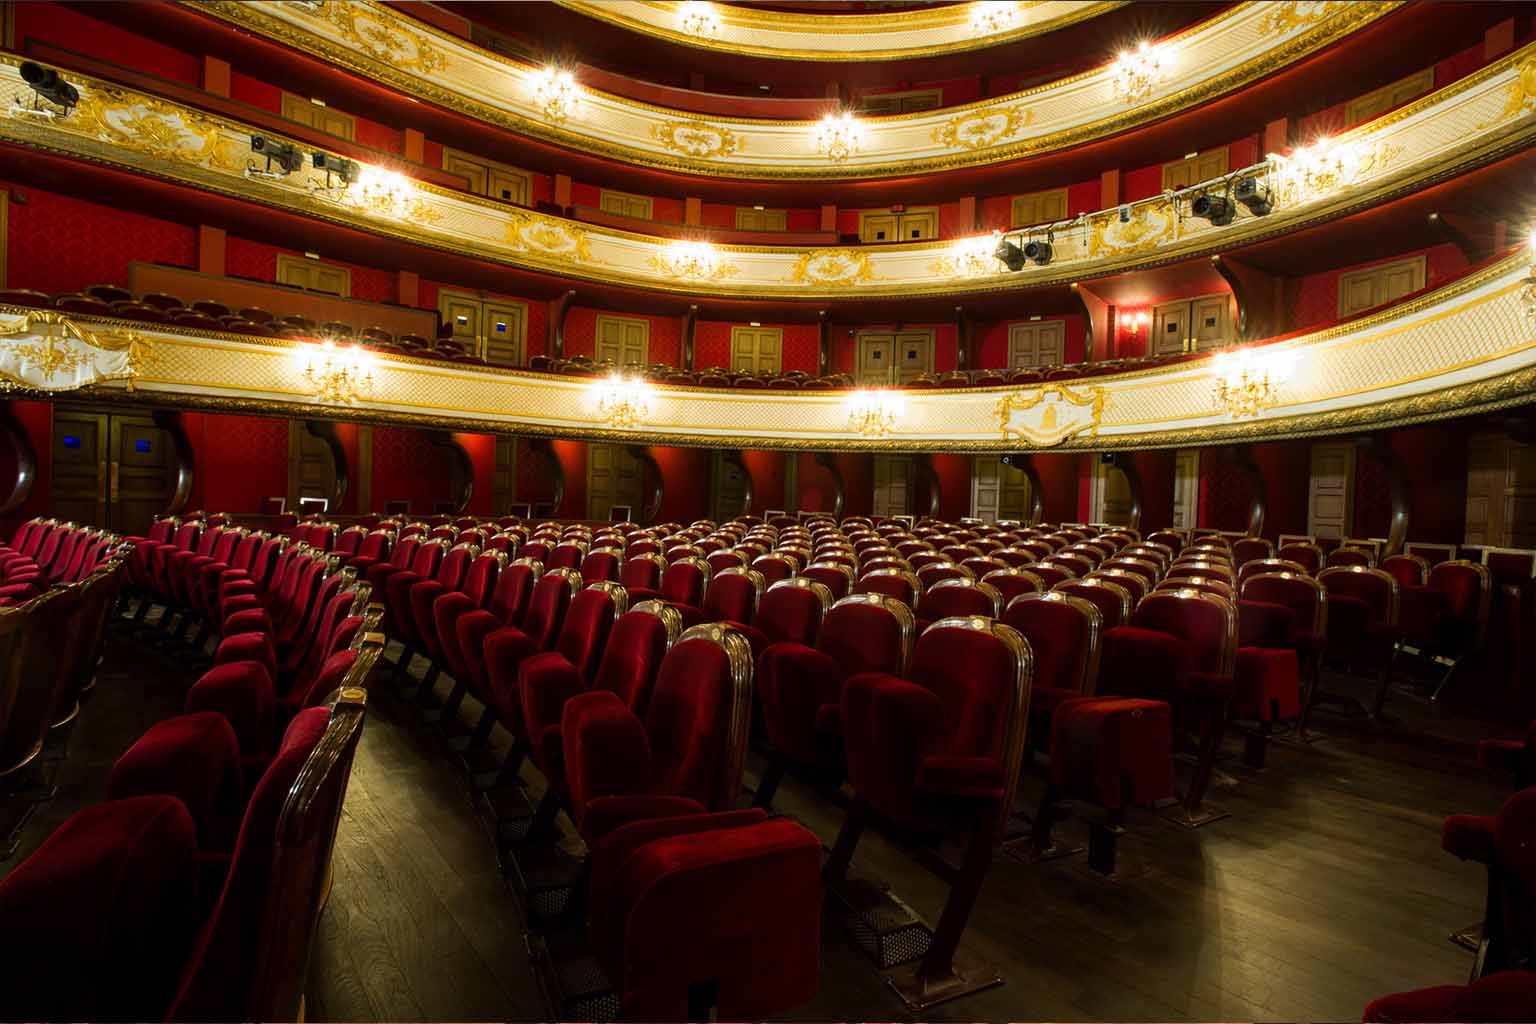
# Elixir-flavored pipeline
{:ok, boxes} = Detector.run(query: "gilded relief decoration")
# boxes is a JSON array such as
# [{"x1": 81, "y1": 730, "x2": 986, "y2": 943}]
[
  {"x1": 188, "y1": 0, "x2": 1398, "y2": 178},
  {"x1": 932, "y1": 105, "x2": 1031, "y2": 151},
  {"x1": 1255, "y1": 1, "x2": 1345, "y2": 36},
  {"x1": 788, "y1": 250, "x2": 877, "y2": 288},
  {"x1": 16, "y1": 254, "x2": 1535, "y2": 450},
  {"x1": 653, "y1": 120, "x2": 741, "y2": 159},
  {"x1": 0, "y1": 312, "x2": 151, "y2": 392},
  {"x1": 995, "y1": 384, "x2": 1106, "y2": 445},
  {"x1": 1088, "y1": 199, "x2": 1177, "y2": 257},
  {"x1": 1488, "y1": 60, "x2": 1536, "y2": 125},
  {"x1": 505, "y1": 212, "x2": 597, "y2": 265},
  {"x1": 74, "y1": 88, "x2": 243, "y2": 173}
]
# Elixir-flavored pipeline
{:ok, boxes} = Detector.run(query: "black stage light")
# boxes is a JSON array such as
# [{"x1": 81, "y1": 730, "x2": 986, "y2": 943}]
[
  {"x1": 19, "y1": 61, "x2": 78, "y2": 110},
  {"x1": 250, "y1": 135, "x2": 303, "y2": 174},
  {"x1": 1234, "y1": 176, "x2": 1273, "y2": 216},
  {"x1": 1191, "y1": 192, "x2": 1235, "y2": 226},
  {"x1": 994, "y1": 238, "x2": 1026, "y2": 272},
  {"x1": 1024, "y1": 238, "x2": 1053, "y2": 265},
  {"x1": 312, "y1": 152, "x2": 360, "y2": 184}
]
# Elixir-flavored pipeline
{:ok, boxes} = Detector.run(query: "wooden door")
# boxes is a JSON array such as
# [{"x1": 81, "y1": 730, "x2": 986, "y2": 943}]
[
  {"x1": 894, "y1": 330, "x2": 934, "y2": 383},
  {"x1": 896, "y1": 209, "x2": 939, "y2": 242},
  {"x1": 1172, "y1": 449, "x2": 1200, "y2": 532},
  {"x1": 276, "y1": 253, "x2": 351, "y2": 297},
  {"x1": 971, "y1": 455, "x2": 1001, "y2": 522},
  {"x1": 588, "y1": 444, "x2": 643, "y2": 520},
  {"x1": 1465, "y1": 433, "x2": 1502, "y2": 547},
  {"x1": 281, "y1": 92, "x2": 356, "y2": 140},
  {"x1": 859, "y1": 213, "x2": 900, "y2": 244},
  {"x1": 1161, "y1": 148, "x2": 1229, "y2": 191},
  {"x1": 51, "y1": 409, "x2": 108, "y2": 527},
  {"x1": 872, "y1": 456, "x2": 911, "y2": 518},
  {"x1": 288, "y1": 422, "x2": 337, "y2": 514},
  {"x1": 1010, "y1": 188, "x2": 1068, "y2": 229},
  {"x1": 730, "y1": 327, "x2": 783, "y2": 374},
  {"x1": 1008, "y1": 320, "x2": 1065, "y2": 368},
  {"x1": 1337, "y1": 255, "x2": 1426, "y2": 318},
  {"x1": 1505, "y1": 439, "x2": 1536, "y2": 548},
  {"x1": 595, "y1": 315, "x2": 649, "y2": 368},
  {"x1": 734, "y1": 208, "x2": 787, "y2": 231},
  {"x1": 110, "y1": 415, "x2": 177, "y2": 538},
  {"x1": 1308, "y1": 442, "x2": 1356, "y2": 540},
  {"x1": 856, "y1": 333, "x2": 895, "y2": 385},
  {"x1": 1345, "y1": 68, "x2": 1433, "y2": 126},
  {"x1": 438, "y1": 289, "x2": 483, "y2": 345},
  {"x1": 1094, "y1": 460, "x2": 1134, "y2": 526},
  {"x1": 1189, "y1": 294, "x2": 1233, "y2": 351},
  {"x1": 482, "y1": 301, "x2": 526, "y2": 366},
  {"x1": 712, "y1": 452, "x2": 749, "y2": 522},
  {"x1": 599, "y1": 190, "x2": 653, "y2": 220},
  {"x1": 1151, "y1": 299, "x2": 1190, "y2": 355}
]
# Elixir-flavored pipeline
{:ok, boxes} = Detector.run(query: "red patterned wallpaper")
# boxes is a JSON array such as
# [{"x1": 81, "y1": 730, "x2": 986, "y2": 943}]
[
  {"x1": 181, "y1": 412, "x2": 289, "y2": 514},
  {"x1": 5, "y1": 186, "x2": 195, "y2": 295},
  {"x1": 693, "y1": 322, "x2": 820, "y2": 374},
  {"x1": 563, "y1": 307, "x2": 683, "y2": 366},
  {"x1": 14, "y1": 3, "x2": 199, "y2": 85},
  {"x1": 371, "y1": 426, "x2": 453, "y2": 514},
  {"x1": 225, "y1": 236, "x2": 396, "y2": 303},
  {"x1": 1287, "y1": 243, "x2": 1467, "y2": 332}
]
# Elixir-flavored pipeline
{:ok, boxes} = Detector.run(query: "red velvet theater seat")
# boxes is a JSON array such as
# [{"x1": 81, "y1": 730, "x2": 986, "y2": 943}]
[
  {"x1": 586, "y1": 811, "x2": 823, "y2": 1021},
  {"x1": 829, "y1": 616, "x2": 1033, "y2": 1008},
  {"x1": 1399, "y1": 559, "x2": 1492, "y2": 699},
  {"x1": 562, "y1": 623, "x2": 754, "y2": 846},
  {"x1": 407, "y1": 548, "x2": 500, "y2": 677},
  {"x1": 681, "y1": 565, "x2": 764, "y2": 629},
  {"x1": 1055, "y1": 576, "x2": 1135, "y2": 629},
  {"x1": 1440, "y1": 786, "x2": 1536, "y2": 980},
  {"x1": 754, "y1": 592, "x2": 915, "y2": 809},
  {"x1": 384, "y1": 539, "x2": 463, "y2": 654},
  {"x1": 442, "y1": 557, "x2": 542, "y2": 704},
  {"x1": 1231, "y1": 599, "x2": 1303, "y2": 767},
  {"x1": 1363, "y1": 971, "x2": 1536, "y2": 1023},
  {"x1": 1319, "y1": 565, "x2": 1400, "y2": 717},
  {"x1": 521, "y1": 600, "x2": 680, "y2": 823},
  {"x1": 621, "y1": 552, "x2": 666, "y2": 599},
  {"x1": 751, "y1": 576, "x2": 832, "y2": 648},
  {"x1": 854, "y1": 566, "x2": 921, "y2": 607},
  {"x1": 916, "y1": 576, "x2": 1001, "y2": 630},
  {"x1": 983, "y1": 566, "x2": 1046, "y2": 607}
]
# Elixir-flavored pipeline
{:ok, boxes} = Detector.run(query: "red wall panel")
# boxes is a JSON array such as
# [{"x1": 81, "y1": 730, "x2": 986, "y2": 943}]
[
  {"x1": 1250, "y1": 441, "x2": 1311, "y2": 538},
  {"x1": 1033, "y1": 453, "x2": 1081, "y2": 524},
  {"x1": 974, "y1": 314, "x2": 1087, "y2": 368},
  {"x1": 225, "y1": 236, "x2": 396, "y2": 303},
  {"x1": 551, "y1": 440, "x2": 587, "y2": 519},
  {"x1": 741, "y1": 449, "x2": 787, "y2": 512},
  {"x1": 564, "y1": 308, "x2": 682, "y2": 366},
  {"x1": 15, "y1": 4, "x2": 200, "y2": 85},
  {"x1": 1287, "y1": 243, "x2": 1467, "y2": 331},
  {"x1": 181, "y1": 412, "x2": 289, "y2": 514},
  {"x1": 930, "y1": 454, "x2": 972, "y2": 521},
  {"x1": 651, "y1": 446, "x2": 710, "y2": 523},
  {"x1": 5, "y1": 186, "x2": 196, "y2": 295},
  {"x1": 371, "y1": 426, "x2": 452, "y2": 514},
  {"x1": 693, "y1": 322, "x2": 819, "y2": 374},
  {"x1": 0, "y1": 402, "x2": 53, "y2": 538},
  {"x1": 230, "y1": 71, "x2": 282, "y2": 113},
  {"x1": 453, "y1": 432, "x2": 497, "y2": 515},
  {"x1": 1128, "y1": 450, "x2": 1176, "y2": 534}
]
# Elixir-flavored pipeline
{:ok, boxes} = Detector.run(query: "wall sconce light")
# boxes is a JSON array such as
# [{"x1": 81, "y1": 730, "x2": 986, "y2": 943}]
[
  {"x1": 1213, "y1": 348, "x2": 1293, "y2": 418},
  {"x1": 529, "y1": 65, "x2": 581, "y2": 124},
  {"x1": 815, "y1": 111, "x2": 862, "y2": 163},
  {"x1": 299, "y1": 339, "x2": 375, "y2": 404},
  {"x1": 678, "y1": 1, "x2": 721, "y2": 37},
  {"x1": 593, "y1": 371, "x2": 652, "y2": 429},
  {"x1": 1122, "y1": 309, "x2": 1149, "y2": 335},
  {"x1": 1111, "y1": 41, "x2": 1164, "y2": 103},
  {"x1": 848, "y1": 389, "x2": 902, "y2": 437},
  {"x1": 970, "y1": 1, "x2": 1019, "y2": 34}
]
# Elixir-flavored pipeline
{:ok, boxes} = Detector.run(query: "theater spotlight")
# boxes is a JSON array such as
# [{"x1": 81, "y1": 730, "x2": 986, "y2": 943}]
[
  {"x1": 994, "y1": 238, "x2": 1027, "y2": 272},
  {"x1": 1024, "y1": 233, "x2": 1054, "y2": 266},
  {"x1": 312, "y1": 152, "x2": 360, "y2": 185},
  {"x1": 1234, "y1": 176, "x2": 1273, "y2": 216},
  {"x1": 1191, "y1": 191, "x2": 1235, "y2": 226},
  {"x1": 249, "y1": 135, "x2": 303, "y2": 176},
  {"x1": 17, "y1": 61, "x2": 78, "y2": 112}
]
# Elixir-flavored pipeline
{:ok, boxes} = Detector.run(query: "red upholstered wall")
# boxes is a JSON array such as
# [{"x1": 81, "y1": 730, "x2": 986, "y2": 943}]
[
  {"x1": 551, "y1": 440, "x2": 587, "y2": 519},
  {"x1": 4, "y1": 185, "x2": 196, "y2": 295},
  {"x1": 1287, "y1": 243, "x2": 1467, "y2": 331},
  {"x1": 930, "y1": 454, "x2": 972, "y2": 522},
  {"x1": 1033, "y1": 453, "x2": 1081, "y2": 524},
  {"x1": 1251, "y1": 441, "x2": 1312, "y2": 538},
  {"x1": 693, "y1": 322, "x2": 821, "y2": 374},
  {"x1": 514, "y1": 439, "x2": 557, "y2": 508},
  {"x1": 974, "y1": 315, "x2": 1088, "y2": 368},
  {"x1": 563, "y1": 308, "x2": 683, "y2": 367},
  {"x1": 1198, "y1": 449, "x2": 1257, "y2": 532},
  {"x1": 651, "y1": 447, "x2": 710, "y2": 524},
  {"x1": 371, "y1": 426, "x2": 453, "y2": 514},
  {"x1": 453, "y1": 432, "x2": 497, "y2": 515},
  {"x1": 180, "y1": 412, "x2": 289, "y2": 514},
  {"x1": 0, "y1": 402, "x2": 53, "y2": 539},
  {"x1": 1352, "y1": 426, "x2": 1472, "y2": 543},
  {"x1": 225, "y1": 237, "x2": 397, "y2": 304},
  {"x1": 1128, "y1": 450, "x2": 1176, "y2": 534},
  {"x1": 741, "y1": 449, "x2": 788, "y2": 512},
  {"x1": 14, "y1": 4, "x2": 200, "y2": 85}
]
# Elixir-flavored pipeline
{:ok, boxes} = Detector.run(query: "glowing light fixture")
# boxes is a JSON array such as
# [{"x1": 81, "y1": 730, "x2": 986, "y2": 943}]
[
  {"x1": 678, "y1": 1, "x2": 722, "y2": 37},
  {"x1": 655, "y1": 240, "x2": 721, "y2": 280},
  {"x1": 848, "y1": 389, "x2": 902, "y2": 437},
  {"x1": 1212, "y1": 348, "x2": 1292, "y2": 419},
  {"x1": 1111, "y1": 41, "x2": 1164, "y2": 103},
  {"x1": 949, "y1": 235, "x2": 1002, "y2": 276},
  {"x1": 593, "y1": 371, "x2": 653, "y2": 429},
  {"x1": 1274, "y1": 136, "x2": 1363, "y2": 203},
  {"x1": 1521, "y1": 230, "x2": 1536, "y2": 321},
  {"x1": 529, "y1": 65, "x2": 581, "y2": 124},
  {"x1": 969, "y1": 1, "x2": 1019, "y2": 34},
  {"x1": 299, "y1": 340, "x2": 375, "y2": 404},
  {"x1": 815, "y1": 112, "x2": 862, "y2": 164}
]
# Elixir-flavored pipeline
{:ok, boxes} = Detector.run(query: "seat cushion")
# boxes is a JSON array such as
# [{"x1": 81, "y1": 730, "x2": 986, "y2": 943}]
[
  {"x1": 1364, "y1": 971, "x2": 1536, "y2": 1023},
  {"x1": 1050, "y1": 697, "x2": 1174, "y2": 809},
  {"x1": 1232, "y1": 647, "x2": 1301, "y2": 722},
  {"x1": 107, "y1": 712, "x2": 244, "y2": 852},
  {"x1": 1442, "y1": 813, "x2": 1495, "y2": 864}
]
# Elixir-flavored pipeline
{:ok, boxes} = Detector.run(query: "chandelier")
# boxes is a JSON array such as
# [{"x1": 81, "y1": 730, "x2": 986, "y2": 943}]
[
  {"x1": 678, "y1": 1, "x2": 721, "y2": 37},
  {"x1": 1275, "y1": 136, "x2": 1363, "y2": 203},
  {"x1": 947, "y1": 235, "x2": 1002, "y2": 277},
  {"x1": 969, "y1": 1, "x2": 1019, "y2": 34},
  {"x1": 1212, "y1": 348, "x2": 1291, "y2": 419},
  {"x1": 1111, "y1": 41, "x2": 1163, "y2": 103},
  {"x1": 816, "y1": 112, "x2": 862, "y2": 164},
  {"x1": 848, "y1": 389, "x2": 902, "y2": 437},
  {"x1": 529, "y1": 66, "x2": 580, "y2": 124},
  {"x1": 593, "y1": 371, "x2": 652, "y2": 429},
  {"x1": 656, "y1": 241, "x2": 720, "y2": 280},
  {"x1": 300, "y1": 340, "x2": 375, "y2": 404}
]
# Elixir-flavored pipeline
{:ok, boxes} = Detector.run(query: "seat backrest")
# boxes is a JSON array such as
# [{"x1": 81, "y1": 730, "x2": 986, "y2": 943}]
[
  {"x1": 1237, "y1": 557, "x2": 1308, "y2": 585},
  {"x1": 581, "y1": 549, "x2": 622, "y2": 583},
  {"x1": 906, "y1": 618, "x2": 1033, "y2": 822},
  {"x1": 459, "y1": 551, "x2": 504, "y2": 607},
  {"x1": 1276, "y1": 542, "x2": 1324, "y2": 573},
  {"x1": 335, "y1": 526, "x2": 366, "y2": 556},
  {"x1": 1054, "y1": 577, "x2": 1134, "y2": 630},
  {"x1": 1319, "y1": 566, "x2": 1399, "y2": 625},
  {"x1": 643, "y1": 624, "x2": 755, "y2": 812},
  {"x1": 660, "y1": 557, "x2": 711, "y2": 607},
  {"x1": 490, "y1": 559, "x2": 543, "y2": 623},
  {"x1": 820, "y1": 593, "x2": 915, "y2": 679},
  {"x1": 1146, "y1": 530, "x2": 1185, "y2": 550},
  {"x1": 593, "y1": 601, "x2": 681, "y2": 715},
  {"x1": 918, "y1": 578, "x2": 1001, "y2": 621},
  {"x1": 621, "y1": 553, "x2": 666, "y2": 591},
  {"x1": 854, "y1": 567, "x2": 920, "y2": 607},
  {"x1": 388, "y1": 536, "x2": 421, "y2": 570},
  {"x1": 1155, "y1": 575, "x2": 1234, "y2": 601},
  {"x1": 755, "y1": 578, "x2": 832, "y2": 648},
  {"x1": 1428, "y1": 560, "x2": 1492, "y2": 629},
  {"x1": 1002, "y1": 592, "x2": 1101, "y2": 695},
  {"x1": 982, "y1": 567, "x2": 1045, "y2": 607},
  {"x1": 1380, "y1": 553, "x2": 1429, "y2": 589},
  {"x1": 1231, "y1": 537, "x2": 1274, "y2": 566},
  {"x1": 552, "y1": 583, "x2": 628, "y2": 685},
  {"x1": 750, "y1": 554, "x2": 797, "y2": 585},
  {"x1": 1240, "y1": 571, "x2": 1328, "y2": 638},
  {"x1": 522, "y1": 568, "x2": 585, "y2": 650},
  {"x1": 704, "y1": 568, "x2": 765, "y2": 624},
  {"x1": 1027, "y1": 563, "x2": 1075, "y2": 588},
  {"x1": 408, "y1": 539, "x2": 447, "y2": 578},
  {"x1": 549, "y1": 541, "x2": 588, "y2": 571},
  {"x1": 1326, "y1": 546, "x2": 1375, "y2": 569},
  {"x1": 1130, "y1": 590, "x2": 1237, "y2": 678},
  {"x1": 0, "y1": 581, "x2": 85, "y2": 775}
]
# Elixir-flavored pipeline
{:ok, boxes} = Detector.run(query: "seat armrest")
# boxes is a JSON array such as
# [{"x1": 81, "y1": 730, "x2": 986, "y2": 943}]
[
  {"x1": 520, "y1": 652, "x2": 587, "y2": 760},
  {"x1": 915, "y1": 755, "x2": 1005, "y2": 801},
  {"x1": 841, "y1": 672, "x2": 950, "y2": 808}
]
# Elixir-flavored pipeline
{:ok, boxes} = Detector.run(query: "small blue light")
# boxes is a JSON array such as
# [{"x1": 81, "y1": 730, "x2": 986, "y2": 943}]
[
  {"x1": 62, "y1": 435, "x2": 81, "y2": 449},
  {"x1": 134, "y1": 439, "x2": 152, "y2": 453}
]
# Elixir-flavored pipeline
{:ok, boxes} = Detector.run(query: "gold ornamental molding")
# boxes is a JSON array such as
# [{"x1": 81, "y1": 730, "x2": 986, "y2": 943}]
[
  {"x1": 0, "y1": 311, "x2": 151, "y2": 392},
  {"x1": 22, "y1": 253, "x2": 1536, "y2": 453},
  {"x1": 554, "y1": 1, "x2": 1128, "y2": 62},
  {"x1": 3, "y1": 46, "x2": 1536, "y2": 302},
  {"x1": 183, "y1": 0, "x2": 1396, "y2": 180}
]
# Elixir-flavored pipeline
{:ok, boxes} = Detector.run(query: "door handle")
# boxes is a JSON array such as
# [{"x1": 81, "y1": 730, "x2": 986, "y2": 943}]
[
  {"x1": 109, "y1": 461, "x2": 120, "y2": 503},
  {"x1": 96, "y1": 461, "x2": 107, "y2": 502}
]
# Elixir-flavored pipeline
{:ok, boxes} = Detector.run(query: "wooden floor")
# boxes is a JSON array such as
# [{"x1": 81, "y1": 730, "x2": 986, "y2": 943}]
[{"x1": 3, "y1": 618, "x2": 1510, "y2": 1023}]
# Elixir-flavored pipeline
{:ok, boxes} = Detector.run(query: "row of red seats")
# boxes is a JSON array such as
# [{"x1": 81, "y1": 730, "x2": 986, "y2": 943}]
[{"x1": 0, "y1": 512, "x2": 394, "y2": 1020}]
